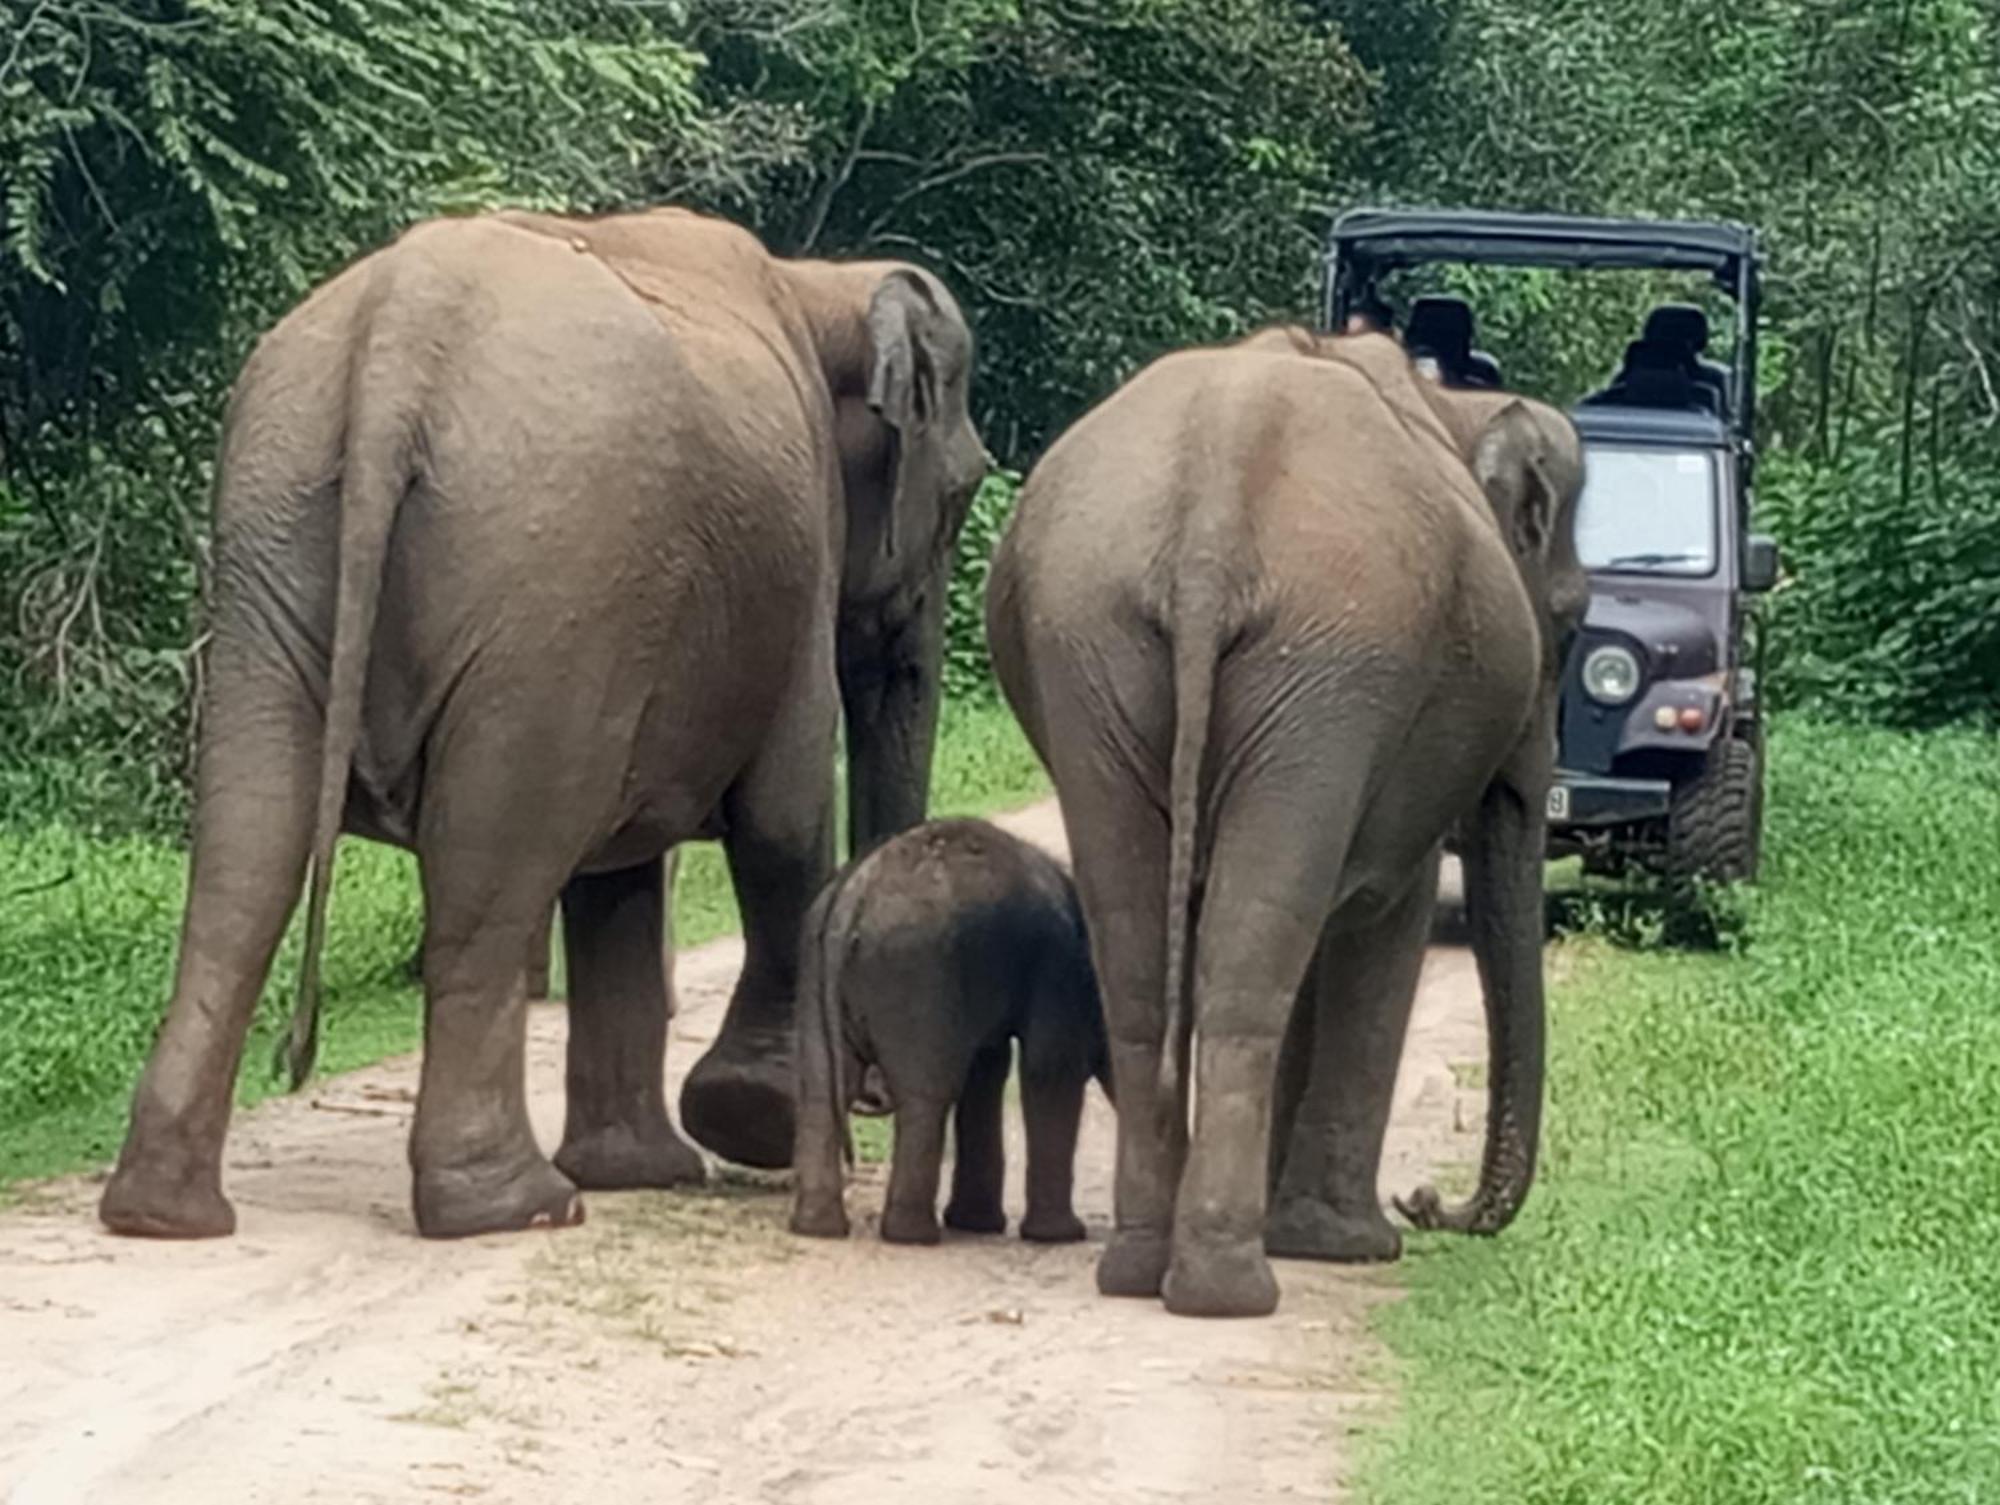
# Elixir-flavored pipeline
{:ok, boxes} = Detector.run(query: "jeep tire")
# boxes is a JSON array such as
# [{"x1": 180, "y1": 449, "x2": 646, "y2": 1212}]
[{"x1": 1665, "y1": 727, "x2": 1763, "y2": 885}]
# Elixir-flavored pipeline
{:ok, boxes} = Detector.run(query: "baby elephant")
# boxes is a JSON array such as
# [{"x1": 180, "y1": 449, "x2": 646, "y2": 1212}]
[{"x1": 789, "y1": 819, "x2": 1109, "y2": 1245}]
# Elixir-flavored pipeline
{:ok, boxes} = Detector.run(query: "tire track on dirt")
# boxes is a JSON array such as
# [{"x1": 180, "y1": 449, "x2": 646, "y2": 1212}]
[{"x1": 0, "y1": 801, "x2": 1488, "y2": 1504}]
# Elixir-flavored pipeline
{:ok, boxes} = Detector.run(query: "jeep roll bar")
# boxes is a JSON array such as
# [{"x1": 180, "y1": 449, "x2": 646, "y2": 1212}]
[{"x1": 1323, "y1": 208, "x2": 1761, "y2": 448}]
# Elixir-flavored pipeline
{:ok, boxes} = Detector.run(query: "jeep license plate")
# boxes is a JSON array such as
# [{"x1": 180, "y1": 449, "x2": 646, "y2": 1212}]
[{"x1": 1547, "y1": 785, "x2": 1571, "y2": 821}]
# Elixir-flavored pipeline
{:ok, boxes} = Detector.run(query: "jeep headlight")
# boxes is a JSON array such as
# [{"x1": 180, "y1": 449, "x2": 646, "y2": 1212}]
[{"x1": 1581, "y1": 644, "x2": 1642, "y2": 705}]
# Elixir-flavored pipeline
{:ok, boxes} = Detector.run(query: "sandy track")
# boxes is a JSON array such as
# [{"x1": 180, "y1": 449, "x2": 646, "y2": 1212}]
[{"x1": 0, "y1": 802, "x2": 1487, "y2": 1504}]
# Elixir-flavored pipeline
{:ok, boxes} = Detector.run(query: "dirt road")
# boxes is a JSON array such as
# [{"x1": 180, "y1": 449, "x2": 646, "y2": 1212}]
[{"x1": 0, "y1": 801, "x2": 1487, "y2": 1504}]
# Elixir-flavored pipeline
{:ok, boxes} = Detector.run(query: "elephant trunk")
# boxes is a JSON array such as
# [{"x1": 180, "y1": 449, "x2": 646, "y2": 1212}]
[
  {"x1": 839, "y1": 564, "x2": 948, "y2": 859},
  {"x1": 1396, "y1": 782, "x2": 1546, "y2": 1235}
]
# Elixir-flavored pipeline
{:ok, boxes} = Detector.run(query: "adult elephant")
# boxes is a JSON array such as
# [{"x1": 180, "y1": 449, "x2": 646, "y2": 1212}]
[
  {"x1": 985, "y1": 328, "x2": 1585, "y2": 1317},
  {"x1": 99, "y1": 207, "x2": 987, "y2": 1241}
]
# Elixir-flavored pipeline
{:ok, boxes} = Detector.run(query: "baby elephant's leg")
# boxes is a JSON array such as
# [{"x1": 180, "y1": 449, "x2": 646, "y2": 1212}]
[
  {"x1": 1019, "y1": 1066, "x2": 1089, "y2": 1244},
  {"x1": 881, "y1": 1089, "x2": 952, "y2": 1244},
  {"x1": 944, "y1": 1044, "x2": 1011, "y2": 1235}
]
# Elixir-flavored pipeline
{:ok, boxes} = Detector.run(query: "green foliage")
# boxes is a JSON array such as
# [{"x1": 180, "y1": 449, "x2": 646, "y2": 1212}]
[
  {"x1": 1361, "y1": 720, "x2": 2000, "y2": 1503},
  {"x1": 943, "y1": 469, "x2": 1019, "y2": 701},
  {"x1": 1759, "y1": 444, "x2": 2000, "y2": 725},
  {"x1": 0, "y1": 0, "x2": 721, "y2": 439},
  {"x1": 768, "y1": 0, "x2": 1372, "y2": 452},
  {"x1": 0, "y1": 695, "x2": 1045, "y2": 1188},
  {"x1": 0, "y1": 828, "x2": 426, "y2": 1184}
]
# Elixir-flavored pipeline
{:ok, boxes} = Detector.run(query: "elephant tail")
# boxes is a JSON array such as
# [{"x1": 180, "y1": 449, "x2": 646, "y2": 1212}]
[
  {"x1": 278, "y1": 280, "x2": 420, "y2": 1090},
  {"x1": 1156, "y1": 572, "x2": 1223, "y2": 1125},
  {"x1": 799, "y1": 871, "x2": 857, "y2": 1169}
]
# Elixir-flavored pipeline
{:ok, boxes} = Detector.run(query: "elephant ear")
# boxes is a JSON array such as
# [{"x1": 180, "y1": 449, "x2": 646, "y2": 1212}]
[
  {"x1": 865, "y1": 269, "x2": 946, "y2": 564},
  {"x1": 1473, "y1": 399, "x2": 1589, "y2": 632},
  {"x1": 1472, "y1": 400, "x2": 1559, "y2": 565}
]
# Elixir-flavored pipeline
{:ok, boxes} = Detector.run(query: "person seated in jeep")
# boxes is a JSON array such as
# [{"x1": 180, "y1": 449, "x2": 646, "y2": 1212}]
[
  {"x1": 1581, "y1": 302, "x2": 1732, "y2": 416},
  {"x1": 1640, "y1": 303, "x2": 1731, "y2": 410},
  {"x1": 1402, "y1": 294, "x2": 1503, "y2": 388}
]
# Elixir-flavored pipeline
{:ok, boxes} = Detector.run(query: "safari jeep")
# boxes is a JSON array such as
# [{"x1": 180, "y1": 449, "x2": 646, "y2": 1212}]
[{"x1": 1324, "y1": 209, "x2": 1780, "y2": 885}]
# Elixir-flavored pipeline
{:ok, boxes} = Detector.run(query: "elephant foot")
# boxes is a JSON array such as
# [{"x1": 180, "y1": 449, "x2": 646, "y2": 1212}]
[
  {"x1": 413, "y1": 1153, "x2": 584, "y2": 1240},
  {"x1": 99, "y1": 1156, "x2": 235, "y2": 1240},
  {"x1": 943, "y1": 1199, "x2": 1008, "y2": 1236},
  {"x1": 1163, "y1": 1237, "x2": 1281, "y2": 1319},
  {"x1": 680, "y1": 1025, "x2": 795, "y2": 1170},
  {"x1": 789, "y1": 1195, "x2": 850, "y2": 1239},
  {"x1": 554, "y1": 1120, "x2": 707, "y2": 1191},
  {"x1": 1019, "y1": 1208, "x2": 1087, "y2": 1245},
  {"x1": 1264, "y1": 1196, "x2": 1403, "y2": 1264},
  {"x1": 1096, "y1": 1229, "x2": 1171, "y2": 1297},
  {"x1": 880, "y1": 1203, "x2": 942, "y2": 1245}
]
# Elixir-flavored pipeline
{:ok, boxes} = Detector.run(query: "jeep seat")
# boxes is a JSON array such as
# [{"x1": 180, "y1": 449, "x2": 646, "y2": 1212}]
[
  {"x1": 1404, "y1": 295, "x2": 1502, "y2": 389},
  {"x1": 1641, "y1": 303, "x2": 1730, "y2": 410},
  {"x1": 1580, "y1": 338, "x2": 1721, "y2": 415}
]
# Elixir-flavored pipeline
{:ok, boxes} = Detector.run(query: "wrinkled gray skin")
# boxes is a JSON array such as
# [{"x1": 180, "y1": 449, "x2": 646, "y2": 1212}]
[
  {"x1": 789, "y1": 820, "x2": 1110, "y2": 1246},
  {"x1": 98, "y1": 208, "x2": 987, "y2": 1241},
  {"x1": 985, "y1": 328, "x2": 1586, "y2": 1317}
]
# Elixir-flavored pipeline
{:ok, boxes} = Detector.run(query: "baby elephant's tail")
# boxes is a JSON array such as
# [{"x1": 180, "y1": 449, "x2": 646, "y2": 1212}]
[{"x1": 797, "y1": 879, "x2": 855, "y2": 1168}]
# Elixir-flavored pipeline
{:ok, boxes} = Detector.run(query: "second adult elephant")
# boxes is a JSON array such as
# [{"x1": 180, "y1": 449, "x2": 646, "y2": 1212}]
[
  {"x1": 99, "y1": 207, "x2": 987, "y2": 1241},
  {"x1": 986, "y1": 328, "x2": 1586, "y2": 1317}
]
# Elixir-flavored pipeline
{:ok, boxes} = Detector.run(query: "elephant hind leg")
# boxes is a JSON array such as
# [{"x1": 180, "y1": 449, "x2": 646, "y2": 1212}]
[
  {"x1": 408, "y1": 731, "x2": 586, "y2": 1240},
  {"x1": 552, "y1": 856, "x2": 705, "y2": 1191},
  {"x1": 412, "y1": 911, "x2": 583, "y2": 1239},
  {"x1": 943, "y1": 1043, "x2": 1010, "y2": 1235},
  {"x1": 1265, "y1": 849, "x2": 1438, "y2": 1265},
  {"x1": 1044, "y1": 741, "x2": 1178, "y2": 1297},
  {"x1": 1164, "y1": 775, "x2": 1366, "y2": 1319},
  {"x1": 880, "y1": 1091, "x2": 950, "y2": 1245},
  {"x1": 101, "y1": 662, "x2": 321, "y2": 1239},
  {"x1": 1018, "y1": 1063, "x2": 1088, "y2": 1244}
]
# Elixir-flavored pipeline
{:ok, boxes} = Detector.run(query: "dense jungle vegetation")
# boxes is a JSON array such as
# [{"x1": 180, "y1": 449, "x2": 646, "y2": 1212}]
[{"x1": 2, "y1": 0, "x2": 1997, "y2": 831}]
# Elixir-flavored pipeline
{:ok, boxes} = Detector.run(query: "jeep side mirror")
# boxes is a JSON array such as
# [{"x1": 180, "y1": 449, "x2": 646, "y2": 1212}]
[{"x1": 1743, "y1": 533, "x2": 1780, "y2": 592}]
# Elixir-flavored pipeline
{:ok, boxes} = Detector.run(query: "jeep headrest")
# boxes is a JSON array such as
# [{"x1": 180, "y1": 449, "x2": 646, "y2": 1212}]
[
  {"x1": 1641, "y1": 303, "x2": 1711, "y2": 354},
  {"x1": 1622, "y1": 338, "x2": 1696, "y2": 375},
  {"x1": 1405, "y1": 295, "x2": 1474, "y2": 359}
]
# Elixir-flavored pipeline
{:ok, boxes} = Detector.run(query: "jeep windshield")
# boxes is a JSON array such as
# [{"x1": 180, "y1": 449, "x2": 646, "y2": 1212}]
[{"x1": 1574, "y1": 445, "x2": 1717, "y2": 576}]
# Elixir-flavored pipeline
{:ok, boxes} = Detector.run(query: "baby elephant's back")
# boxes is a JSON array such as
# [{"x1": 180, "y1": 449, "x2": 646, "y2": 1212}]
[{"x1": 850, "y1": 819, "x2": 1097, "y2": 1046}]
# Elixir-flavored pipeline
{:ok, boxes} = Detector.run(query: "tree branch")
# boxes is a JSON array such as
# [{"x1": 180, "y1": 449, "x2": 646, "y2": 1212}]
[
  {"x1": 861, "y1": 152, "x2": 1051, "y2": 242},
  {"x1": 796, "y1": 102, "x2": 875, "y2": 253}
]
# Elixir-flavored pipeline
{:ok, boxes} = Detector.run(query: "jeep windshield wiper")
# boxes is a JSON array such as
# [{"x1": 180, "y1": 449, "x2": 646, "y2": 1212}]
[{"x1": 1604, "y1": 551, "x2": 1705, "y2": 568}]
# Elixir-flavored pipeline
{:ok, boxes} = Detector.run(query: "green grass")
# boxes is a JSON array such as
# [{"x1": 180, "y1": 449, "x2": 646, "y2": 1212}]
[
  {"x1": 0, "y1": 696, "x2": 1047, "y2": 1189},
  {"x1": 1360, "y1": 720, "x2": 2000, "y2": 1504}
]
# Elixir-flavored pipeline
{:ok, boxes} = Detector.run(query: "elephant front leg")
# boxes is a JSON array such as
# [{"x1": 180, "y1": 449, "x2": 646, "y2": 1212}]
[
  {"x1": 1266, "y1": 852, "x2": 1438, "y2": 1264},
  {"x1": 680, "y1": 684, "x2": 838, "y2": 1170},
  {"x1": 553, "y1": 857, "x2": 705, "y2": 1191}
]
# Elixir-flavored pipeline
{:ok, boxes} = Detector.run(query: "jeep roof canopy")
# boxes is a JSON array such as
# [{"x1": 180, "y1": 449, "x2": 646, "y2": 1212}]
[{"x1": 1323, "y1": 208, "x2": 1761, "y2": 443}]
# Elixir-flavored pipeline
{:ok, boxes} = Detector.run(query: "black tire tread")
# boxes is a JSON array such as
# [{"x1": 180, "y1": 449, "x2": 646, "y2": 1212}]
[{"x1": 1666, "y1": 731, "x2": 1763, "y2": 885}]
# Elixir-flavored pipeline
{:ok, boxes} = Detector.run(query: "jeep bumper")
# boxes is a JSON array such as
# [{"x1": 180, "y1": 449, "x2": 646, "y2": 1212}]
[{"x1": 1548, "y1": 771, "x2": 1673, "y2": 828}]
